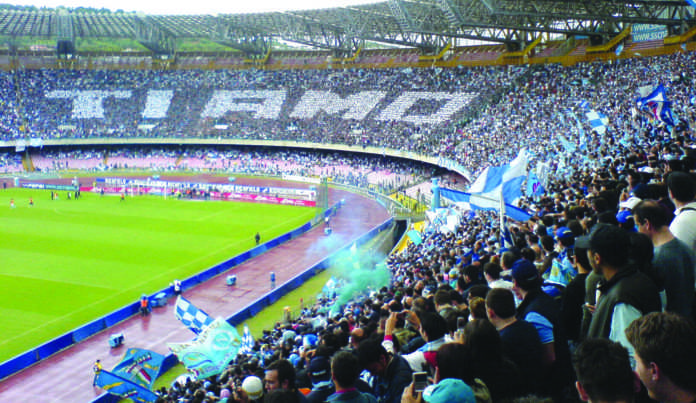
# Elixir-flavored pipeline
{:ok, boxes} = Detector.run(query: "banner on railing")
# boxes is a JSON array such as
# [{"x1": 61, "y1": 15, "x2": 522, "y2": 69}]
[{"x1": 81, "y1": 187, "x2": 316, "y2": 207}]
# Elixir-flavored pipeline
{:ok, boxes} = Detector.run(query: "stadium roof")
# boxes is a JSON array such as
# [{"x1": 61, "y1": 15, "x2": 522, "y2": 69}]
[{"x1": 1, "y1": 0, "x2": 694, "y2": 56}]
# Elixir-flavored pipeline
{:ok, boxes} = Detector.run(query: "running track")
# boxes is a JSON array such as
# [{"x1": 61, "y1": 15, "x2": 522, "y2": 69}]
[{"x1": 0, "y1": 186, "x2": 390, "y2": 403}]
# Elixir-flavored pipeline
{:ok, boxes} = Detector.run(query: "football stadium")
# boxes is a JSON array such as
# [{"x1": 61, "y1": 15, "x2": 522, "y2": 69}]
[{"x1": 0, "y1": 1, "x2": 696, "y2": 402}]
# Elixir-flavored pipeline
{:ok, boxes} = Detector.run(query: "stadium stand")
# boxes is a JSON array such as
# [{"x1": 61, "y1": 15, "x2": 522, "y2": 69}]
[
  {"x1": 1, "y1": 6, "x2": 696, "y2": 401},
  {"x1": 99, "y1": 48, "x2": 694, "y2": 402}
]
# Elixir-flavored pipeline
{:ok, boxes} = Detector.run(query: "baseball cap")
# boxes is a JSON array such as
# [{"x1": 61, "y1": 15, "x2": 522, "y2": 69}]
[
  {"x1": 511, "y1": 259, "x2": 540, "y2": 288},
  {"x1": 619, "y1": 196, "x2": 642, "y2": 210},
  {"x1": 308, "y1": 356, "x2": 331, "y2": 383},
  {"x1": 423, "y1": 378, "x2": 475, "y2": 403},
  {"x1": 555, "y1": 227, "x2": 574, "y2": 241},
  {"x1": 616, "y1": 210, "x2": 633, "y2": 223}
]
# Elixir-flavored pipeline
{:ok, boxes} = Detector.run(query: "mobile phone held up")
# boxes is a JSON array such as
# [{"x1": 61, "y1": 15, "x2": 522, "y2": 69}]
[{"x1": 413, "y1": 371, "x2": 428, "y2": 393}]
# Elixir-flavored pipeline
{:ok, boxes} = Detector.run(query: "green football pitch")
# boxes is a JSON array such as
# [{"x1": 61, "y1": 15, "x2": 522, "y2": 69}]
[{"x1": 0, "y1": 187, "x2": 317, "y2": 363}]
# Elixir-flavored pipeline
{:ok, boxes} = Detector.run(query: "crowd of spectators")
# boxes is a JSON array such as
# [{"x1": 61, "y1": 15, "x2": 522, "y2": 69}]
[
  {"x1": 10, "y1": 66, "x2": 514, "y2": 154},
  {"x1": 3, "y1": 49, "x2": 696, "y2": 402},
  {"x1": 28, "y1": 146, "x2": 436, "y2": 194},
  {"x1": 1, "y1": 51, "x2": 694, "y2": 181},
  {"x1": 140, "y1": 50, "x2": 696, "y2": 403},
  {"x1": 0, "y1": 151, "x2": 23, "y2": 173},
  {"x1": 0, "y1": 71, "x2": 22, "y2": 140}
]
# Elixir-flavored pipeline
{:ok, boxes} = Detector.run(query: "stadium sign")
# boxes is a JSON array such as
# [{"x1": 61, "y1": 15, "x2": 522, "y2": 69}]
[
  {"x1": 21, "y1": 183, "x2": 77, "y2": 191},
  {"x1": 45, "y1": 89, "x2": 478, "y2": 126},
  {"x1": 632, "y1": 24, "x2": 667, "y2": 42},
  {"x1": 98, "y1": 177, "x2": 315, "y2": 197}
]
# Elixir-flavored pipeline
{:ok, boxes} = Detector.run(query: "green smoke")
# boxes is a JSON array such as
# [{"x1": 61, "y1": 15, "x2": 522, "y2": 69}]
[{"x1": 327, "y1": 245, "x2": 391, "y2": 316}]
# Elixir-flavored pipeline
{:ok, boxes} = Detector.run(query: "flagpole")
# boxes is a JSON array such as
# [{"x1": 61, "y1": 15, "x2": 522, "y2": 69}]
[{"x1": 499, "y1": 187, "x2": 505, "y2": 248}]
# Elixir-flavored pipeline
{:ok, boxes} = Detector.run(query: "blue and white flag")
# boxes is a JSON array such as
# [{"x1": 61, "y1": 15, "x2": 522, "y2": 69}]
[
  {"x1": 635, "y1": 84, "x2": 674, "y2": 126},
  {"x1": 586, "y1": 110, "x2": 609, "y2": 134},
  {"x1": 650, "y1": 100, "x2": 675, "y2": 126},
  {"x1": 240, "y1": 325, "x2": 255, "y2": 355},
  {"x1": 467, "y1": 148, "x2": 528, "y2": 205},
  {"x1": 175, "y1": 296, "x2": 215, "y2": 335},
  {"x1": 467, "y1": 165, "x2": 510, "y2": 194},
  {"x1": 687, "y1": 0, "x2": 696, "y2": 9},
  {"x1": 636, "y1": 84, "x2": 667, "y2": 107},
  {"x1": 440, "y1": 188, "x2": 532, "y2": 222},
  {"x1": 500, "y1": 211, "x2": 514, "y2": 250}
]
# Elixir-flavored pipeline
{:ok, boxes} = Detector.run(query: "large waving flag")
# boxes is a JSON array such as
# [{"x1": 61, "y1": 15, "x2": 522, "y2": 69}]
[
  {"x1": 94, "y1": 369, "x2": 159, "y2": 403},
  {"x1": 467, "y1": 148, "x2": 528, "y2": 205},
  {"x1": 440, "y1": 188, "x2": 532, "y2": 222},
  {"x1": 112, "y1": 348, "x2": 166, "y2": 389},
  {"x1": 175, "y1": 296, "x2": 215, "y2": 335},
  {"x1": 468, "y1": 165, "x2": 510, "y2": 194},
  {"x1": 168, "y1": 317, "x2": 242, "y2": 379}
]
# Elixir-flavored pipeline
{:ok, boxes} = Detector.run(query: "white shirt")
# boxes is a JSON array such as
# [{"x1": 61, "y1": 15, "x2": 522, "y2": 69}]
[{"x1": 670, "y1": 201, "x2": 696, "y2": 253}]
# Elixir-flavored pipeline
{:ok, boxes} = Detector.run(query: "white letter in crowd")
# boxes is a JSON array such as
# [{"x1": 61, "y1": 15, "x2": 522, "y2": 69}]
[
  {"x1": 142, "y1": 90, "x2": 174, "y2": 119},
  {"x1": 377, "y1": 92, "x2": 477, "y2": 124},
  {"x1": 200, "y1": 90, "x2": 286, "y2": 119},
  {"x1": 46, "y1": 90, "x2": 132, "y2": 119},
  {"x1": 289, "y1": 90, "x2": 386, "y2": 120}
]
